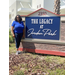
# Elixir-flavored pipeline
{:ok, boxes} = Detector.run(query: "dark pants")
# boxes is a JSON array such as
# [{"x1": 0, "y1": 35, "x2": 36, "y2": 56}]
[{"x1": 14, "y1": 32, "x2": 23, "y2": 49}]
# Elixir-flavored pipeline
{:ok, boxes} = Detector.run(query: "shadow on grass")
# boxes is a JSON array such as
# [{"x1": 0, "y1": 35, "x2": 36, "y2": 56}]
[{"x1": 19, "y1": 51, "x2": 65, "y2": 58}]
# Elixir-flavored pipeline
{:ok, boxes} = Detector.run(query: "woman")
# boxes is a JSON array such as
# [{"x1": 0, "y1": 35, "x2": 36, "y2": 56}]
[{"x1": 11, "y1": 15, "x2": 25, "y2": 55}]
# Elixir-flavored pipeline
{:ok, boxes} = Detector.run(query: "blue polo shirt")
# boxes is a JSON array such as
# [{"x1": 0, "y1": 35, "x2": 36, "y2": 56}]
[{"x1": 11, "y1": 21, "x2": 24, "y2": 33}]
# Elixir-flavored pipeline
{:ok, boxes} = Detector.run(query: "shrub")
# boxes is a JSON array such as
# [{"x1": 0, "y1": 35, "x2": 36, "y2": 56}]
[
  {"x1": 9, "y1": 35, "x2": 14, "y2": 43},
  {"x1": 9, "y1": 29, "x2": 15, "y2": 43},
  {"x1": 9, "y1": 29, "x2": 11, "y2": 35}
]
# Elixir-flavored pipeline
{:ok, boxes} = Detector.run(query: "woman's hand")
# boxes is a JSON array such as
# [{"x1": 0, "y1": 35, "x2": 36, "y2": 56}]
[{"x1": 13, "y1": 34, "x2": 15, "y2": 38}]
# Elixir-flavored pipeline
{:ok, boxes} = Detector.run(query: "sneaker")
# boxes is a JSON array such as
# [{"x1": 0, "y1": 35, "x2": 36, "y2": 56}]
[
  {"x1": 16, "y1": 51, "x2": 19, "y2": 55},
  {"x1": 18, "y1": 51, "x2": 21, "y2": 53},
  {"x1": 18, "y1": 51, "x2": 22, "y2": 54}
]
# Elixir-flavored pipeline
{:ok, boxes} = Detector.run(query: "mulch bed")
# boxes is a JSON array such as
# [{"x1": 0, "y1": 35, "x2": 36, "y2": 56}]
[{"x1": 9, "y1": 53, "x2": 65, "y2": 75}]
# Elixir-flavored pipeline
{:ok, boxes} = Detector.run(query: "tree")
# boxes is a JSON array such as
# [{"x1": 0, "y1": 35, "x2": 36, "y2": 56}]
[{"x1": 54, "y1": 0, "x2": 60, "y2": 14}]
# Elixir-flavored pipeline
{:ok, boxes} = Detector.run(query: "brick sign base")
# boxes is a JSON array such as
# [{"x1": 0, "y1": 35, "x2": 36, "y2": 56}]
[{"x1": 18, "y1": 42, "x2": 65, "y2": 56}]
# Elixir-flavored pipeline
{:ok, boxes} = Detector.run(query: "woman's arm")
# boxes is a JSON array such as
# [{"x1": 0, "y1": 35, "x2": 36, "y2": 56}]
[
  {"x1": 11, "y1": 21, "x2": 15, "y2": 37},
  {"x1": 11, "y1": 26, "x2": 15, "y2": 37}
]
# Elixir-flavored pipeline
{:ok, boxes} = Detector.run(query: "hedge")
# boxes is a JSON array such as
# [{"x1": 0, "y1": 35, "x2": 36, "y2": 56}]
[{"x1": 9, "y1": 29, "x2": 15, "y2": 43}]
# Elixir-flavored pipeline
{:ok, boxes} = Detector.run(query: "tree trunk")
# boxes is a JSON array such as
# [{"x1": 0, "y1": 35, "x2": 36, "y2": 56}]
[{"x1": 54, "y1": 0, "x2": 60, "y2": 14}]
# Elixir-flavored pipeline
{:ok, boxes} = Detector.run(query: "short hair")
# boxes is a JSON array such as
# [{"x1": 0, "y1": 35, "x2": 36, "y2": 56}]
[{"x1": 15, "y1": 15, "x2": 22, "y2": 22}]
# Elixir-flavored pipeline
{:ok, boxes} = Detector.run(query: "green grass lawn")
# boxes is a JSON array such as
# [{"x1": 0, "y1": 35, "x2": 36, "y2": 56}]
[
  {"x1": 9, "y1": 43, "x2": 16, "y2": 53},
  {"x1": 9, "y1": 43, "x2": 65, "y2": 75}
]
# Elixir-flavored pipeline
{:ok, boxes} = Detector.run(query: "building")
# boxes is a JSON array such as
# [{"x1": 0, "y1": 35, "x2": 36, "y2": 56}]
[{"x1": 9, "y1": 0, "x2": 65, "y2": 28}]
